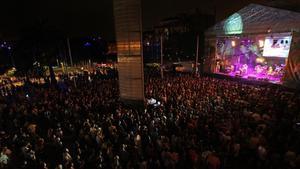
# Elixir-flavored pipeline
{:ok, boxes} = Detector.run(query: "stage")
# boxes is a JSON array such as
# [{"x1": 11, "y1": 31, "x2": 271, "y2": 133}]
[
  {"x1": 203, "y1": 73, "x2": 298, "y2": 92},
  {"x1": 213, "y1": 33, "x2": 290, "y2": 84},
  {"x1": 204, "y1": 4, "x2": 300, "y2": 87}
]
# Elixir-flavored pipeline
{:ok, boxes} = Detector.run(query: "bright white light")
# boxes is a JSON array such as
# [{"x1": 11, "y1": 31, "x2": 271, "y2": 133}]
[
  {"x1": 259, "y1": 40, "x2": 264, "y2": 48},
  {"x1": 231, "y1": 41, "x2": 236, "y2": 47}
]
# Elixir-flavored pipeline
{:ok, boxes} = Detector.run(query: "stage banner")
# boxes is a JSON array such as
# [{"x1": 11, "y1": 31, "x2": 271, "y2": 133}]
[
  {"x1": 283, "y1": 32, "x2": 300, "y2": 87},
  {"x1": 113, "y1": 0, "x2": 145, "y2": 103}
]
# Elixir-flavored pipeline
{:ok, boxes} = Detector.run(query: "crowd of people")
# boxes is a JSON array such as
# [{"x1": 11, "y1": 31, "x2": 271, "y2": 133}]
[{"x1": 0, "y1": 72, "x2": 300, "y2": 169}]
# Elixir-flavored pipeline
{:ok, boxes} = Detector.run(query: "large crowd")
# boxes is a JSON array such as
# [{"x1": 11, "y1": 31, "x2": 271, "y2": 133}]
[{"x1": 0, "y1": 72, "x2": 300, "y2": 169}]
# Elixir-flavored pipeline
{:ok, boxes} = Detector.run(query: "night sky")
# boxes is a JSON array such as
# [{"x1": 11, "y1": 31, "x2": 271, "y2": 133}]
[{"x1": 0, "y1": 0, "x2": 299, "y2": 40}]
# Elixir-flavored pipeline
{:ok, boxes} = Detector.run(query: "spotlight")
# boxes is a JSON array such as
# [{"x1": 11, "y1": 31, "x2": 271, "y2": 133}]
[
  {"x1": 256, "y1": 57, "x2": 265, "y2": 63},
  {"x1": 231, "y1": 40, "x2": 236, "y2": 47},
  {"x1": 259, "y1": 40, "x2": 264, "y2": 48}
]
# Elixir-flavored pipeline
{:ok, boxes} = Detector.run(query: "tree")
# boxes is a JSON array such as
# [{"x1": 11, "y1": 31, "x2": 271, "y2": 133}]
[
  {"x1": 14, "y1": 19, "x2": 65, "y2": 83},
  {"x1": 189, "y1": 9, "x2": 215, "y2": 75}
]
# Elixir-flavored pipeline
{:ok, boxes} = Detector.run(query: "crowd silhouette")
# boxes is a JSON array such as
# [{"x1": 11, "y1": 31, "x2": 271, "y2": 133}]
[{"x1": 0, "y1": 72, "x2": 300, "y2": 169}]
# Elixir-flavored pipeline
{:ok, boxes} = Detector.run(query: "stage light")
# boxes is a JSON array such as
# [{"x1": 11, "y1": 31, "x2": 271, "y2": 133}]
[
  {"x1": 259, "y1": 40, "x2": 264, "y2": 48},
  {"x1": 231, "y1": 41, "x2": 236, "y2": 47},
  {"x1": 84, "y1": 42, "x2": 92, "y2": 47},
  {"x1": 256, "y1": 57, "x2": 265, "y2": 63}
]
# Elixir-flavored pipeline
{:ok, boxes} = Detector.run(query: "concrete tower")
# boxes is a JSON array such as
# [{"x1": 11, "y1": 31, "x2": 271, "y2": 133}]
[{"x1": 113, "y1": 0, "x2": 144, "y2": 107}]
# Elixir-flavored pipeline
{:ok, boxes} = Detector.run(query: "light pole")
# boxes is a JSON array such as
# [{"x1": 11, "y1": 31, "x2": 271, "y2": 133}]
[
  {"x1": 160, "y1": 34, "x2": 164, "y2": 79},
  {"x1": 195, "y1": 34, "x2": 199, "y2": 76},
  {"x1": 66, "y1": 38, "x2": 73, "y2": 67}
]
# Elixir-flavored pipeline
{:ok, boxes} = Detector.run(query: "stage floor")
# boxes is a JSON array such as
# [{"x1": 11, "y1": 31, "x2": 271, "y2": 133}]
[
  {"x1": 205, "y1": 72, "x2": 283, "y2": 87},
  {"x1": 221, "y1": 72, "x2": 282, "y2": 84}
]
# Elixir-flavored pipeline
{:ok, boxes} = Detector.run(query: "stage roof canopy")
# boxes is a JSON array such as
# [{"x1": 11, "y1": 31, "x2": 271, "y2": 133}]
[{"x1": 206, "y1": 4, "x2": 300, "y2": 36}]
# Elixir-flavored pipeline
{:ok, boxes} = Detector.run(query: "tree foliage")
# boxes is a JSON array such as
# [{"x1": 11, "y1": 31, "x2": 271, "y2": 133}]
[{"x1": 14, "y1": 19, "x2": 65, "y2": 80}]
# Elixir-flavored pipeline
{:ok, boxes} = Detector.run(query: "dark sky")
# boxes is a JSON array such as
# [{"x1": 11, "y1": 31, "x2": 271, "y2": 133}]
[{"x1": 0, "y1": 0, "x2": 299, "y2": 40}]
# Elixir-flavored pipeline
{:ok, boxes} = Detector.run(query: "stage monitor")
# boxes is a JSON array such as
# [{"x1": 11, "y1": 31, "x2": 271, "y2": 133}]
[{"x1": 263, "y1": 36, "x2": 292, "y2": 58}]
